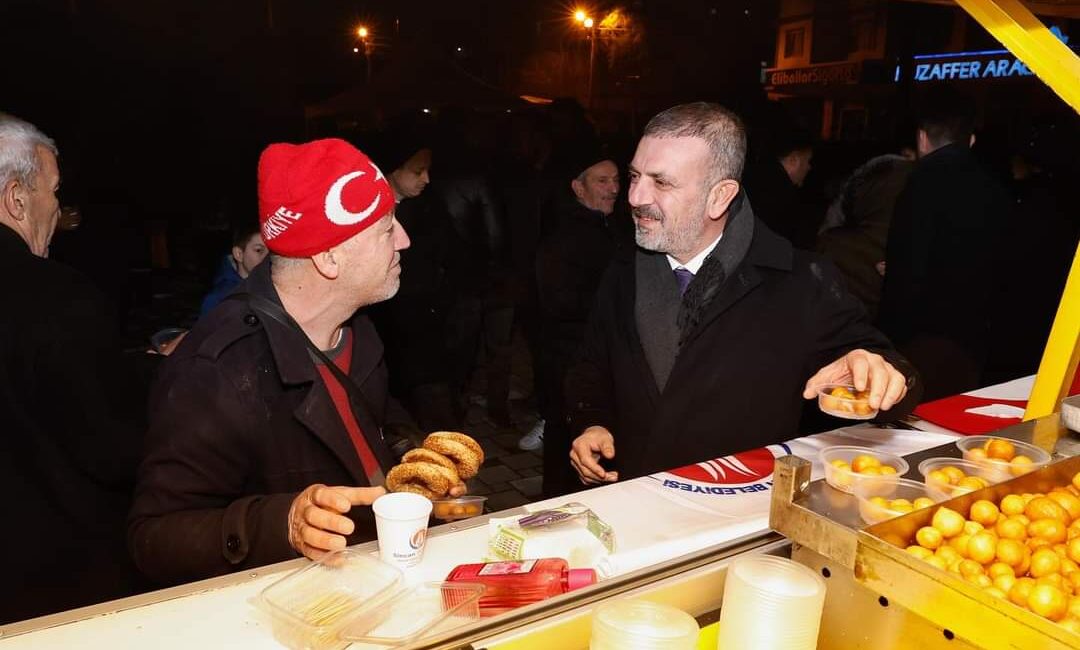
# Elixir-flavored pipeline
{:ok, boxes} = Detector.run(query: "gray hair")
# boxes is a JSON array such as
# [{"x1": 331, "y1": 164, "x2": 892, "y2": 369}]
[
  {"x1": 269, "y1": 253, "x2": 310, "y2": 278},
  {"x1": 643, "y1": 102, "x2": 747, "y2": 184},
  {"x1": 0, "y1": 113, "x2": 58, "y2": 191}
]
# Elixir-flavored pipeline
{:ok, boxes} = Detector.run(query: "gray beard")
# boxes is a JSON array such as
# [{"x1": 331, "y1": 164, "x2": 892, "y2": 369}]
[{"x1": 633, "y1": 199, "x2": 709, "y2": 260}]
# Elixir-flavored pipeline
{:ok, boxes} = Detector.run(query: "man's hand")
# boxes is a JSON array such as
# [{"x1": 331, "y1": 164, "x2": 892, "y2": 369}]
[
  {"x1": 570, "y1": 426, "x2": 619, "y2": 485},
  {"x1": 802, "y1": 349, "x2": 908, "y2": 411},
  {"x1": 288, "y1": 484, "x2": 386, "y2": 561}
]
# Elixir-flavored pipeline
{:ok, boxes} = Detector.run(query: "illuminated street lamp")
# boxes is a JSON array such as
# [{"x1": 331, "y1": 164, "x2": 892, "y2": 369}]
[
  {"x1": 572, "y1": 10, "x2": 597, "y2": 108},
  {"x1": 356, "y1": 24, "x2": 372, "y2": 84}
]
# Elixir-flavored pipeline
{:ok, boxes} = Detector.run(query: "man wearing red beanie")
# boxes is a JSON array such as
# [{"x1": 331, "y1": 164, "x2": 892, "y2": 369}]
[{"x1": 130, "y1": 139, "x2": 425, "y2": 585}]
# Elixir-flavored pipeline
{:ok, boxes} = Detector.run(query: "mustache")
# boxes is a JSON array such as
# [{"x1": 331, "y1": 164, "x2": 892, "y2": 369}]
[{"x1": 632, "y1": 206, "x2": 662, "y2": 220}]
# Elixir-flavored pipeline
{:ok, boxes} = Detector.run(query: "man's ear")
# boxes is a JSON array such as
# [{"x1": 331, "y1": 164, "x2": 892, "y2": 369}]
[
  {"x1": 231, "y1": 245, "x2": 244, "y2": 266},
  {"x1": 570, "y1": 178, "x2": 585, "y2": 202},
  {"x1": 916, "y1": 129, "x2": 930, "y2": 154},
  {"x1": 2, "y1": 179, "x2": 29, "y2": 221},
  {"x1": 310, "y1": 249, "x2": 340, "y2": 280},
  {"x1": 706, "y1": 180, "x2": 741, "y2": 221}
]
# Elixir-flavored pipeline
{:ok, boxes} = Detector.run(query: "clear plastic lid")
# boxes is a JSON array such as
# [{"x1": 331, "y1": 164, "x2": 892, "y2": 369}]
[
  {"x1": 341, "y1": 581, "x2": 485, "y2": 646},
  {"x1": 591, "y1": 599, "x2": 699, "y2": 650},
  {"x1": 258, "y1": 549, "x2": 402, "y2": 650}
]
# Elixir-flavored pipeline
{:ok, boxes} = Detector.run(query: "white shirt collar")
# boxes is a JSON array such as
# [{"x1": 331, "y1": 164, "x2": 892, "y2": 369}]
[{"x1": 666, "y1": 232, "x2": 724, "y2": 275}]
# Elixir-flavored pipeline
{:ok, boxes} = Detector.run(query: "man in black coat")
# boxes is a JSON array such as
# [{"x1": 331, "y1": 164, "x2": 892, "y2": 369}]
[
  {"x1": 533, "y1": 151, "x2": 631, "y2": 495},
  {"x1": 0, "y1": 114, "x2": 143, "y2": 623},
  {"x1": 878, "y1": 89, "x2": 1009, "y2": 400},
  {"x1": 567, "y1": 103, "x2": 920, "y2": 484},
  {"x1": 129, "y1": 139, "x2": 447, "y2": 586}
]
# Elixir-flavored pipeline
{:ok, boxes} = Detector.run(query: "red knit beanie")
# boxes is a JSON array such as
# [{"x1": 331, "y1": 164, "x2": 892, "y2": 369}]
[{"x1": 257, "y1": 138, "x2": 394, "y2": 257}]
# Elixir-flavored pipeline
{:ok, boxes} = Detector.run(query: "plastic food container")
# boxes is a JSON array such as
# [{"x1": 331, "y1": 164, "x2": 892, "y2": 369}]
[
  {"x1": 341, "y1": 582, "x2": 485, "y2": 646},
  {"x1": 259, "y1": 549, "x2": 402, "y2": 650},
  {"x1": 854, "y1": 478, "x2": 951, "y2": 525},
  {"x1": 817, "y1": 384, "x2": 878, "y2": 420},
  {"x1": 431, "y1": 496, "x2": 487, "y2": 521},
  {"x1": 820, "y1": 445, "x2": 908, "y2": 495},
  {"x1": 955, "y1": 436, "x2": 1051, "y2": 479},
  {"x1": 591, "y1": 599, "x2": 700, "y2": 650},
  {"x1": 917, "y1": 457, "x2": 1007, "y2": 499}
]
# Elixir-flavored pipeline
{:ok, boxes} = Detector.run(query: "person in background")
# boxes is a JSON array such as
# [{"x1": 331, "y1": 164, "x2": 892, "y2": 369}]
[
  {"x1": 566, "y1": 103, "x2": 919, "y2": 486},
  {"x1": 367, "y1": 129, "x2": 464, "y2": 432},
  {"x1": 432, "y1": 111, "x2": 513, "y2": 428},
  {"x1": 531, "y1": 144, "x2": 631, "y2": 496},
  {"x1": 817, "y1": 141, "x2": 916, "y2": 320},
  {"x1": 984, "y1": 121, "x2": 1078, "y2": 384},
  {"x1": 199, "y1": 224, "x2": 267, "y2": 315},
  {"x1": 0, "y1": 113, "x2": 143, "y2": 622},
  {"x1": 130, "y1": 139, "x2": 434, "y2": 586},
  {"x1": 878, "y1": 88, "x2": 1009, "y2": 400},
  {"x1": 742, "y1": 127, "x2": 817, "y2": 250}
]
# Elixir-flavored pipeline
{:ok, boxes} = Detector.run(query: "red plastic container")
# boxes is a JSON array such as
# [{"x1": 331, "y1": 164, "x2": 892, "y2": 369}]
[{"x1": 445, "y1": 558, "x2": 597, "y2": 616}]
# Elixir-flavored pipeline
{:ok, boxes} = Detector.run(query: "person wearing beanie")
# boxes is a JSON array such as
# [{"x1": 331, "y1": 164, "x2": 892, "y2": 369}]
[
  {"x1": 530, "y1": 144, "x2": 632, "y2": 496},
  {"x1": 129, "y1": 138, "x2": 451, "y2": 586}
]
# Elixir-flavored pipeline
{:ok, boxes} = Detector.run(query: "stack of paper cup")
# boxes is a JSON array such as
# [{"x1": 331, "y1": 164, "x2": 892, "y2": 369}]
[
  {"x1": 590, "y1": 599, "x2": 699, "y2": 650},
  {"x1": 716, "y1": 555, "x2": 826, "y2": 650}
]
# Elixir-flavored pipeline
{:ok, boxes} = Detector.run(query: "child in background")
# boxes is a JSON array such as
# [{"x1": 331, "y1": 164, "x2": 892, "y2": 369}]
[{"x1": 200, "y1": 225, "x2": 267, "y2": 315}]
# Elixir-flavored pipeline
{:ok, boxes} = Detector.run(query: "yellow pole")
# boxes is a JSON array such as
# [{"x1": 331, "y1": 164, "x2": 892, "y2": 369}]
[
  {"x1": 1025, "y1": 241, "x2": 1080, "y2": 420},
  {"x1": 953, "y1": 0, "x2": 1080, "y2": 114}
]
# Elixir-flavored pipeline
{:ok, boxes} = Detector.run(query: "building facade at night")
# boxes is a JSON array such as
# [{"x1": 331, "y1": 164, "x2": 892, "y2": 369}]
[{"x1": 763, "y1": 0, "x2": 1078, "y2": 142}]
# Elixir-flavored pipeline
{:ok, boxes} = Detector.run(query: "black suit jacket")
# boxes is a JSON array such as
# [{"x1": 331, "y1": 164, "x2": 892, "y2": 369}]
[{"x1": 0, "y1": 224, "x2": 142, "y2": 623}]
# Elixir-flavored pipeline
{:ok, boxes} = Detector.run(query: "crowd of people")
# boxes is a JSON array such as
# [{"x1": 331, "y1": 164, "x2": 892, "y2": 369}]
[{"x1": 1, "y1": 86, "x2": 1075, "y2": 624}]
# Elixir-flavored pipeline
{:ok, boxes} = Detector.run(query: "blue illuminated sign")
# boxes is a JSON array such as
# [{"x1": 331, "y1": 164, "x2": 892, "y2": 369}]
[{"x1": 897, "y1": 26, "x2": 1072, "y2": 83}]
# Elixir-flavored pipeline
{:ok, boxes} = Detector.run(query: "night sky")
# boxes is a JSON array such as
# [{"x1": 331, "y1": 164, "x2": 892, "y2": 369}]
[{"x1": 3, "y1": 0, "x2": 777, "y2": 218}]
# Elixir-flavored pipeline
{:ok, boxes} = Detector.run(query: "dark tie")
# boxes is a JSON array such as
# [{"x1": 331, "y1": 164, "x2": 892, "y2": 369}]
[{"x1": 674, "y1": 267, "x2": 694, "y2": 296}]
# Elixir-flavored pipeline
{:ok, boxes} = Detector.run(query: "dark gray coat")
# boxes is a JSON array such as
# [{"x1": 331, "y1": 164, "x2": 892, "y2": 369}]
[{"x1": 566, "y1": 198, "x2": 920, "y2": 480}]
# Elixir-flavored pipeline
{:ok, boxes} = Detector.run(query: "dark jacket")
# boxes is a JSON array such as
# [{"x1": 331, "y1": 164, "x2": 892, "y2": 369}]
[
  {"x1": 818, "y1": 155, "x2": 915, "y2": 320},
  {"x1": 565, "y1": 198, "x2": 919, "y2": 480},
  {"x1": 129, "y1": 261, "x2": 397, "y2": 586},
  {"x1": 0, "y1": 224, "x2": 142, "y2": 623},
  {"x1": 536, "y1": 197, "x2": 632, "y2": 348},
  {"x1": 199, "y1": 254, "x2": 243, "y2": 315},
  {"x1": 370, "y1": 193, "x2": 461, "y2": 392},
  {"x1": 743, "y1": 158, "x2": 818, "y2": 251},
  {"x1": 878, "y1": 143, "x2": 1009, "y2": 354}
]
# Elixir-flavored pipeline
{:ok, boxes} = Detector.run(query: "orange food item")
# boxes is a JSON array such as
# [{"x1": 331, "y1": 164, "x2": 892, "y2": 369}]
[
  {"x1": 996, "y1": 539, "x2": 1026, "y2": 569},
  {"x1": 1010, "y1": 577, "x2": 1037, "y2": 607},
  {"x1": 1027, "y1": 497, "x2": 1070, "y2": 523},
  {"x1": 968, "y1": 532, "x2": 998, "y2": 565},
  {"x1": 957, "y1": 476, "x2": 990, "y2": 492},
  {"x1": 1029, "y1": 584, "x2": 1069, "y2": 621},
  {"x1": 904, "y1": 466, "x2": 1080, "y2": 631},
  {"x1": 996, "y1": 517, "x2": 1028, "y2": 541},
  {"x1": 1010, "y1": 456, "x2": 1035, "y2": 476},
  {"x1": 917, "y1": 526, "x2": 944, "y2": 550},
  {"x1": 1030, "y1": 518, "x2": 1068, "y2": 545},
  {"x1": 1031, "y1": 548, "x2": 1063, "y2": 578},
  {"x1": 851, "y1": 454, "x2": 881, "y2": 473},
  {"x1": 932, "y1": 507, "x2": 966, "y2": 538},
  {"x1": 970, "y1": 500, "x2": 1000, "y2": 526},
  {"x1": 985, "y1": 438, "x2": 1017, "y2": 461},
  {"x1": 1001, "y1": 494, "x2": 1027, "y2": 516}
]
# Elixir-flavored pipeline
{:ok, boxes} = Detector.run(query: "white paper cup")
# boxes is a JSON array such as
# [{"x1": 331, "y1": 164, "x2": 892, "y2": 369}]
[
  {"x1": 372, "y1": 493, "x2": 432, "y2": 569},
  {"x1": 717, "y1": 555, "x2": 826, "y2": 650}
]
